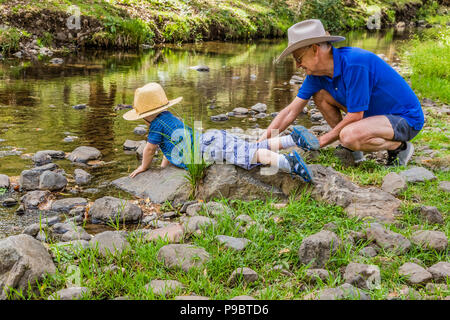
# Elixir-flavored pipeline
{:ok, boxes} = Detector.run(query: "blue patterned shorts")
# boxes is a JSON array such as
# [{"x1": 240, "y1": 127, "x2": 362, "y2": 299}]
[{"x1": 200, "y1": 129, "x2": 270, "y2": 170}]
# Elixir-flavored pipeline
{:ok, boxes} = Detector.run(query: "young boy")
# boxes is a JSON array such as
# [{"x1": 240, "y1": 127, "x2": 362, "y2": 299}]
[{"x1": 123, "y1": 82, "x2": 319, "y2": 182}]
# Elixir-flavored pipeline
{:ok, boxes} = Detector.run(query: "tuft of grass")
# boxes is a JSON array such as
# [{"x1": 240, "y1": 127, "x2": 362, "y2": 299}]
[{"x1": 0, "y1": 27, "x2": 31, "y2": 54}]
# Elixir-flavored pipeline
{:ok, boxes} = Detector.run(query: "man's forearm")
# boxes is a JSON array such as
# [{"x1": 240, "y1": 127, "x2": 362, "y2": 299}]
[{"x1": 263, "y1": 108, "x2": 291, "y2": 139}]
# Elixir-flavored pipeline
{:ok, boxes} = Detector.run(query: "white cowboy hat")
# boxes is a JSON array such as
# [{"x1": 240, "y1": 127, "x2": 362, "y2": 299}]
[
  {"x1": 275, "y1": 19, "x2": 345, "y2": 63},
  {"x1": 123, "y1": 82, "x2": 183, "y2": 121}
]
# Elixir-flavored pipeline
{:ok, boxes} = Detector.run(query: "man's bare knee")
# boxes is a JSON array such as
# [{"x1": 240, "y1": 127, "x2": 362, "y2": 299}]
[{"x1": 340, "y1": 126, "x2": 361, "y2": 150}]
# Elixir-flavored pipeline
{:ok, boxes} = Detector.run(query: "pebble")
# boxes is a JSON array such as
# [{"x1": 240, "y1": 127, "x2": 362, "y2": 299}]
[
  {"x1": 72, "y1": 104, "x2": 87, "y2": 110},
  {"x1": 211, "y1": 114, "x2": 228, "y2": 121},
  {"x1": 2, "y1": 198, "x2": 17, "y2": 207}
]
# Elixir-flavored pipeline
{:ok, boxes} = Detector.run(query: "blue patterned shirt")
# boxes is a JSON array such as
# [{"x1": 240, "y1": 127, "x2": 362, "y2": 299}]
[{"x1": 147, "y1": 111, "x2": 194, "y2": 170}]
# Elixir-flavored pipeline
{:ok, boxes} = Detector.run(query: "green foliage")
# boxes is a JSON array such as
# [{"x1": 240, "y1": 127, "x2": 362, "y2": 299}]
[
  {"x1": 0, "y1": 27, "x2": 30, "y2": 54},
  {"x1": 298, "y1": 0, "x2": 347, "y2": 32},
  {"x1": 91, "y1": 16, "x2": 155, "y2": 47},
  {"x1": 38, "y1": 32, "x2": 54, "y2": 48},
  {"x1": 416, "y1": 0, "x2": 440, "y2": 20}
]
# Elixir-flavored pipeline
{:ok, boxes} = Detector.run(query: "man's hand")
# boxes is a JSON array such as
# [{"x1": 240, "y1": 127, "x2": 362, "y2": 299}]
[
  {"x1": 129, "y1": 165, "x2": 148, "y2": 178},
  {"x1": 257, "y1": 97, "x2": 307, "y2": 142}
]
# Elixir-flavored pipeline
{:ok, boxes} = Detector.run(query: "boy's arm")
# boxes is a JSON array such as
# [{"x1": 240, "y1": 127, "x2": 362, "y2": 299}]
[
  {"x1": 160, "y1": 155, "x2": 170, "y2": 168},
  {"x1": 129, "y1": 142, "x2": 158, "y2": 178}
]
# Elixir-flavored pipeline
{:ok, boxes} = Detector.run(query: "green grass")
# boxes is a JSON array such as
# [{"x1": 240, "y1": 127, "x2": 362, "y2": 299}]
[
  {"x1": 400, "y1": 26, "x2": 450, "y2": 104},
  {"x1": 5, "y1": 190, "x2": 448, "y2": 300}
]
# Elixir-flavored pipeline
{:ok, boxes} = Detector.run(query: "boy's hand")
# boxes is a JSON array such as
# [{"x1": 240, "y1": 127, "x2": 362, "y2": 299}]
[{"x1": 129, "y1": 165, "x2": 148, "y2": 178}]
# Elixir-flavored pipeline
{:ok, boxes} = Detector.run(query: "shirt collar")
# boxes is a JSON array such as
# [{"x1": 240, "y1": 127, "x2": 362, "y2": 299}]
[{"x1": 332, "y1": 46, "x2": 341, "y2": 79}]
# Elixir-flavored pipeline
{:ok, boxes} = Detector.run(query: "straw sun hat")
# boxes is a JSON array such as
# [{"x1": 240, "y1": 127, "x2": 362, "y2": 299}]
[
  {"x1": 275, "y1": 19, "x2": 345, "y2": 63},
  {"x1": 123, "y1": 82, "x2": 183, "y2": 121}
]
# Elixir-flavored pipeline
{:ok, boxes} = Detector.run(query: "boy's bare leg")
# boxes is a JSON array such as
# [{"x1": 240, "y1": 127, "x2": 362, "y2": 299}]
[{"x1": 253, "y1": 149, "x2": 281, "y2": 167}]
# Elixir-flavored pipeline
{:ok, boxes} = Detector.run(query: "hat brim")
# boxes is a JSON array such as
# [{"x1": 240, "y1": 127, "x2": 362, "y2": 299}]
[
  {"x1": 122, "y1": 96, "x2": 183, "y2": 121},
  {"x1": 274, "y1": 36, "x2": 345, "y2": 64}
]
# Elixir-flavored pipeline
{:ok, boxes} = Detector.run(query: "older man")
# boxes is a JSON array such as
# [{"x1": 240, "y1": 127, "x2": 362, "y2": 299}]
[{"x1": 259, "y1": 19, "x2": 424, "y2": 166}]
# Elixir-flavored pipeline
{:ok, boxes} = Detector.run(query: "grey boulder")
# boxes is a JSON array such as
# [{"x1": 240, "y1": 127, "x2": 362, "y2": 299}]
[
  {"x1": 89, "y1": 196, "x2": 142, "y2": 224},
  {"x1": 228, "y1": 267, "x2": 259, "y2": 286},
  {"x1": 215, "y1": 235, "x2": 251, "y2": 251},
  {"x1": 427, "y1": 262, "x2": 450, "y2": 282},
  {"x1": 67, "y1": 146, "x2": 101, "y2": 163},
  {"x1": 0, "y1": 174, "x2": 10, "y2": 189},
  {"x1": 298, "y1": 231, "x2": 342, "y2": 268},
  {"x1": 90, "y1": 231, "x2": 130, "y2": 257},
  {"x1": 20, "y1": 190, "x2": 52, "y2": 211},
  {"x1": 74, "y1": 169, "x2": 91, "y2": 185},
  {"x1": 48, "y1": 287, "x2": 89, "y2": 300},
  {"x1": 399, "y1": 262, "x2": 432, "y2": 285},
  {"x1": 418, "y1": 206, "x2": 444, "y2": 225},
  {"x1": 410, "y1": 230, "x2": 448, "y2": 251},
  {"x1": 111, "y1": 166, "x2": 190, "y2": 205},
  {"x1": 0, "y1": 234, "x2": 56, "y2": 299},
  {"x1": 182, "y1": 215, "x2": 217, "y2": 233},
  {"x1": 145, "y1": 280, "x2": 184, "y2": 296},
  {"x1": 157, "y1": 244, "x2": 210, "y2": 273},
  {"x1": 399, "y1": 167, "x2": 436, "y2": 183},
  {"x1": 305, "y1": 283, "x2": 370, "y2": 300},
  {"x1": 365, "y1": 224, "x2": 410, "y2": 254},
  {"x1": 344, "y1": 262, "x2": 381, "y2": 290},
  {"x1": 381, "y1": 172, "x2": 407, "y2": 195},
  {"x1": 39, "y1": 171, "x2": 67, "y2": 191},
  {"x1": 251, "y1": 103, "x2": 267, "y2": 113},
  {"x1": 50, "y1": 197, "x2": 87, "y2": 213}
]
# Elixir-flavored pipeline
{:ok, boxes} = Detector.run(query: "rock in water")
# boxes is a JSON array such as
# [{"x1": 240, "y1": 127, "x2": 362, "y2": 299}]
[
  {"x1": 67, "y1": 146, "x2": 101, "y2": 163},
  {"x1": 211, "y1": 114, "x2": 229, "y2": 121},
  {"x1": 0, "y1": 174, "x2": 10, "y2": 189},
  {"x1": 251, "y1": 103, "x2": 267, "y2": 113},
  {"x1": 189, "y1": 65, "x2": 209, "y2": 72},
  {"x1": 39, "y1": 171, "x2": 67, "y2": 191},
  {"x1": 111, "y1": 166, "x2": 190, "y2": 205},
  {"x1": 74, "y1": 169, "x2": 91, "y2": 185}
]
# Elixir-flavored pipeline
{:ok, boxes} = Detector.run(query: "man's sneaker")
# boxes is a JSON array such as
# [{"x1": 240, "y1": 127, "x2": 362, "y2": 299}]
[
  {"x1": 284, "y1": 150, "x2": 314, "y2": 183},
  {"x1": 387, "y1": 141, "x2": 414, "y2": 166},
  {"x1": 290, "y1": 125, "x2": 320, "y2": 151},
  {"x1": 334, "y1": 144, "x2": 366, "y2": 166}
]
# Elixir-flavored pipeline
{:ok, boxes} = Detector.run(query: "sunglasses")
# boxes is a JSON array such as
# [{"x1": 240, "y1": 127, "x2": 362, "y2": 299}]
[{"x1": 293, "y1": 46, "x2": 312, "y2": 64}]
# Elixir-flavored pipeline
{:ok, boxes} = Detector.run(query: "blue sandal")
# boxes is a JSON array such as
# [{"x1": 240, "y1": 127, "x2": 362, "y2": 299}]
[
  {"x1": 284, "y1": 150, "x2": 314, "y2": 183},
  {"x1": 290, "y1": 125, "x2": 320, "y2": 151}
]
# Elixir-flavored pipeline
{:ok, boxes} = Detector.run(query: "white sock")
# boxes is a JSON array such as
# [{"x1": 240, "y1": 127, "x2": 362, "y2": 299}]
[
  {"x1": 277, "y1": 154, "x2": 291, "y2": 172},
  {"x1": 280, "y1": 135, "x2": 296, "y2": 149}
]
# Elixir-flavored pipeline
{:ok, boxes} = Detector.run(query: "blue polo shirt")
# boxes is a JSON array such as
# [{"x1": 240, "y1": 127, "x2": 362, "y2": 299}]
[
  {"x1": 147, "y1": 111, "x2": 194, "y2": 170},
  {"x1": 297, "y1": 46, "x2": 424, "y2": 130}
]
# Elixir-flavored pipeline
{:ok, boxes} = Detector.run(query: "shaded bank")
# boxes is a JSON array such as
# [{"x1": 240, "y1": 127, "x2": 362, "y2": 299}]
[{"x1": 0, "y1": 0, "x2": 445, "y2": 56}]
